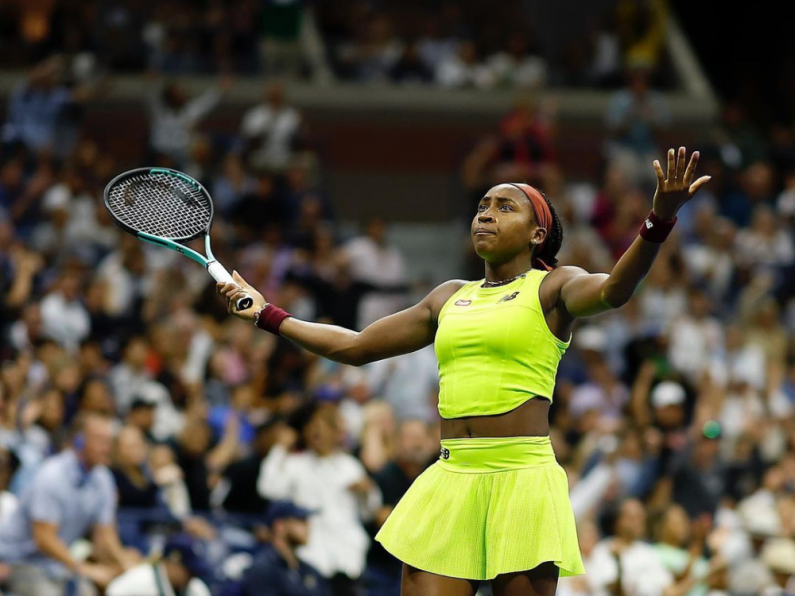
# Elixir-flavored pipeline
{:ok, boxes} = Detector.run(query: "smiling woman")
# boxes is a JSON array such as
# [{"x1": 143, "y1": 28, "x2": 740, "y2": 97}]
[{"x1": 218, "y1": 147, "x2": 710, "y2": 596}]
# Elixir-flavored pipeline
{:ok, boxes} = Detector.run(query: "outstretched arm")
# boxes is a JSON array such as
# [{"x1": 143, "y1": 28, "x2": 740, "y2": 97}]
[
  {"x1": 557, "y1": 147, "x2": 710, "y2": 318},
  {"x1": 219, "y1": 274, "x2": 463, "y2": 366}
]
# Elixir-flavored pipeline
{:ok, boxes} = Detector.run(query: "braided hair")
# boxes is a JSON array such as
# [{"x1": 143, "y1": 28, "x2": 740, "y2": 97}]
[{"x1": 534, "y1": 190, "x2": 563, "y2": 269}]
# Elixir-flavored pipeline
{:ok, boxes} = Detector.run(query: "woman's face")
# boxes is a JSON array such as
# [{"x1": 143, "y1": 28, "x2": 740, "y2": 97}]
[
  {"x1": 116, "y1": 427, "x2": 148, "y2": 468},
  {"x1": 471, "y1": 184, "x2": 545, "y2": 265},
  {"x1": 304, "y1": 411, "x2": 338, "y2": 455}
]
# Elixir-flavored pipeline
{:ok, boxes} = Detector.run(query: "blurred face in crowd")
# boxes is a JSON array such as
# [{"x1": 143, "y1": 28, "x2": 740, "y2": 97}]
[
  {"x1": 128, "y1": 403, "x2": 156, "y2": 434},
  {"x1": 616, "y1": 499, "x2": 647, "y2": 542},
  {"x1": 473, "y1": 184, "x2": 546, "y2": 265},
  {"x1": 397, "y1": 420, "x2": 435, "y2": 466},
  {"x1": 39, "y1": 389, "x2": 66, "y2": 431},
  {"x1": 115, "y1": 425, "x2": 148, "y2": 468},
  {"x1": 124, "y1": 337, "x2": 149, "y2": 369},
  {"x1": 659, "y1": 504, "x2": 691, "y2": 547},
  {"x1": 181, "y1": 420, "x2": 211, "y2": 457},
  {"x1": 60, "y1": 271, "x2": 83, "y2": 302},
  {"x1": 81, "y1": 379, "x2": 115, "y2": 416},
  {"x1": 80, "y1": 415, "x2": 114, "y2": 468},
  {"x1": 275, "y1": 517, "x2": 310, "y2": 547},
  {"x1": 304, "y1": 406, "x2": 339, "y2": 456}
]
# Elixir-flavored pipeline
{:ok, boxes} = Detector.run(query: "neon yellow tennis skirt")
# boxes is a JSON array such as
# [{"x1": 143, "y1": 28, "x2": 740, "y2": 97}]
[{"x1": 375, "y1": 436, "x2": 585, "y2": 581}]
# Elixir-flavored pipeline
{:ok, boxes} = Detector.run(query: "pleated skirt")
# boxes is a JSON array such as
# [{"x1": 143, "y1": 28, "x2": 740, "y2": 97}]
[{"x1": 375, "y1": 436, "x2": 585, "y2": 581}]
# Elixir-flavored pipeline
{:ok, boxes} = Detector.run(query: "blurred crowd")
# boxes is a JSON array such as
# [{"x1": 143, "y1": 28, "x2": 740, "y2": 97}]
[
  {"x1": 2, "y1": 31, "x2": 795, "y2": 596},
  {"x1": 0, "y1": 0, "x2": 672, "y2": 89}
]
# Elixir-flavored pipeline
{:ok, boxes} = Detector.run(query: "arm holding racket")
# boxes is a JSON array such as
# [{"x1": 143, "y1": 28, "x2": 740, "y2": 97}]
[{"x1": 219, "y1": 272, "x2": 463, "y2": 366}]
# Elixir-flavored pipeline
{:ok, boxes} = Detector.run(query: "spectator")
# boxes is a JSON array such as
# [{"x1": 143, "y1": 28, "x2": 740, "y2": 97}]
[
  {"x1": 435, "y1": 40, "x2": 495, "y2": 89},
  {"x1": 342, "y1": 218, "x2": 408, "y2": 329},
  {"x1": 653, "y1": 504, "x2": 724, "y2": 596},
  {"x1": 145, "y1": 75, "x2": 228, "y2": 167},
  {"x1": 240, "y1": 82, "x2": 304, "y2": 172},
  {"x1": 486, "y1": 32, "x2": 547, "y2": 89},
  {"x1": 218, "y1": 418, "x2": 283, "y2": 515},
  {"x1": 258, "y1": 403, "x2": 381, "y2": 596},
  {"x1": 106, "y1": 533, "x2": 212, "y2": 596},
  {"x1": 237, "y1": 501, "x2": 330, "y2": 596},
  {"x1": 111, "y1": 425, "x2": 159, "y2": 510},
  {"x1": 605, "y1": 62, "x2": 671, "y2": 189},
  {"x1": 365, "y1": 419, "x2": 437, "y2": 596},
  {"x1": 587, "y1": 498, "x2": 673, "y2": 595},
  {"x1": 39, "y1": 269, "x2": 91, "y2": 352},
  {"x1": 3, "y1": 57, "x2": 92, "y2": 157},
  {"x1": 0, "y1": 413, "x2": 140, "y2": 596}
]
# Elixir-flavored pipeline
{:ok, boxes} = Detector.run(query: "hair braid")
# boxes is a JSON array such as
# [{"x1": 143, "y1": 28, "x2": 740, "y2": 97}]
[{"x1": 534, "y1": 190, "x2": 563, "y2": 269}]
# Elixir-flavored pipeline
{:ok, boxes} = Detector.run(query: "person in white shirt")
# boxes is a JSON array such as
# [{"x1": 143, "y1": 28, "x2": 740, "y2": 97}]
[
  {"x1": 146, "y1": 78, "x2": 226, "y2": 167},
  {"x1": 105, "y1": 533, "x2": 211, "y2": 596},
  {"x1": 40, "y1": 270, "x2": 90, "y2": 352},
  {"x1": 342, "y1": 218, "x2": 408, "y2": 330},
  {"x1": 587, "y1": 499, "x2": 674, "y2": 596},
  {"x1": 257, "y1": 403, "x2": 381, "y2": 595},
  {"x1": 240, "y1": 82, "x2": 303, "y2": 172}
]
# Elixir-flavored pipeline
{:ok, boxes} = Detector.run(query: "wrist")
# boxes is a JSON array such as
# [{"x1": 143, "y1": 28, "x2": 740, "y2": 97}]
[
  {"x1": 254, "y1": 303, "x2": 292, "y2": 335},
  {"x1": 651, "y1": 208, "x2": 677, "y2": 221},
  {"x1": 640, "y1": 210, "x2": 677, "y2": 243}
]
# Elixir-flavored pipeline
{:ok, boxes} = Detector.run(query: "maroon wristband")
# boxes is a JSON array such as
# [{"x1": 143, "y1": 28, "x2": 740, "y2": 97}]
[
  {"x1": 639, "y1": 210, "x2": 677, "y2": 243},
  {"x1": 254, "y1": 304, "x2": 292, "y2": 335}
]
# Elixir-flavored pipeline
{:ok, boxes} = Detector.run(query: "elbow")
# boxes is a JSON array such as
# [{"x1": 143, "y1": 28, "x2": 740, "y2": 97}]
[{"x1": 601, "y1": 285, "x2": 633, "y2": 309}]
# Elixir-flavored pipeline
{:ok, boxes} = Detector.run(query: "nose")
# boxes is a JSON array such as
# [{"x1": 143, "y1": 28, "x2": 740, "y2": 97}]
[{"x1": 478, "y1": 210, "x2": 494, "y2": 223}]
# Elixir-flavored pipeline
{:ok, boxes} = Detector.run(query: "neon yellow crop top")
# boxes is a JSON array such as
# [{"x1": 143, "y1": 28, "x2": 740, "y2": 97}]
[{"x1": 434, "y1": 269, "x2": 570, "y2": 419}]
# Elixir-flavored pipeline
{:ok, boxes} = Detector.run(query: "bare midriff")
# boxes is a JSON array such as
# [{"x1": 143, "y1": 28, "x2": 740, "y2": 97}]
[{"x1": 440, "y1": 397, "x2": 551, "y2": 439}]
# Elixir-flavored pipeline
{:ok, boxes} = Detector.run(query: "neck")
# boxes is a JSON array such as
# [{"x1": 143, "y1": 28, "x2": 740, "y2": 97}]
[{"x1": 484, "y1": 255, "x2": 533, "y2": 284}]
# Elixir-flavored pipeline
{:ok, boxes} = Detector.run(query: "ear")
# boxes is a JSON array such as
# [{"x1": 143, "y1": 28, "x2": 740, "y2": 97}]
[{"x1": 530, "y1": 227, "x2": 547, "y2": 247}]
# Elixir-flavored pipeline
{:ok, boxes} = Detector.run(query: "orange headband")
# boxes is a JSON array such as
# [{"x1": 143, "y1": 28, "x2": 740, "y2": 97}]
[{"x1": 508, "y1": 183, "x2": 553, "y2": 271}]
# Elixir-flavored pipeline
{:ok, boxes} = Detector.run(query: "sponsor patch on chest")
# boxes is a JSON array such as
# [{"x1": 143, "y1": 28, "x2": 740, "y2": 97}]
[
  {"x1": 498, "y1": 291, "x2": 520, "y2": 303},
  {"x1": 455, "y1": 299, "x2": 472, "y2": 306}
]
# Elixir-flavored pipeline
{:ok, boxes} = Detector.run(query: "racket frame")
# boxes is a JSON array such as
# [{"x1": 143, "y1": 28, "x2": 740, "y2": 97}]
[{"x1": 104, "y1": 167, "x2": 251, "y2": 308}]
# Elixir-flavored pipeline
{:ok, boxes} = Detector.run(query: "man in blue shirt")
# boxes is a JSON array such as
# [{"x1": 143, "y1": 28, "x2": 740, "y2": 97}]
[
  {"x1": 240, "y1": 501, "x2": 331, "y2": 596},
  {"x1": 0, "y1": 413, "x2": 140, "y2": 596}
]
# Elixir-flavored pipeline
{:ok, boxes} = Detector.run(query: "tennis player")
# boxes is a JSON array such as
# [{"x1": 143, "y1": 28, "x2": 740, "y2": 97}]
[{"x1": 219, "y1": 147, "x2": 710, "y2": 596}]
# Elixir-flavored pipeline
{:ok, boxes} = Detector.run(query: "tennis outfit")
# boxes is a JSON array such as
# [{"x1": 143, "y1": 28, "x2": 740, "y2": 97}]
[{"x1": 375, "y1": 269, "x2": 585, "y2": 580}]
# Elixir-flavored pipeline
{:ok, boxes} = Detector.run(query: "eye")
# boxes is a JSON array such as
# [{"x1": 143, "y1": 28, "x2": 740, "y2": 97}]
[
  {"x1": 477, "y1": 204, "x2": 487, "y2": 212},
  {"x1": 499, "y1": 205, "x2": 513, "y2": 211}
]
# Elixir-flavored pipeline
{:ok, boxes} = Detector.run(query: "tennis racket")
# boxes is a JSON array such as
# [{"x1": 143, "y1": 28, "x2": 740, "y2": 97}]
[{"x1": 104, "y1": 167, "x2": 253, "y2": 311}]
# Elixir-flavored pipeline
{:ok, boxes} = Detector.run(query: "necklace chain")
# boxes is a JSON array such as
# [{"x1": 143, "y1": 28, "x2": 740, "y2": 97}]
[{"x1": 482, "y1": 271, "x2": 528, "y2": 288}]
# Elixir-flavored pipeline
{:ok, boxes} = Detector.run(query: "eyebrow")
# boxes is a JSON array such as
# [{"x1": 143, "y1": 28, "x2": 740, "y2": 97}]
[{"x1": 479, "y1": 196, "x2": 519, "y2": 205}]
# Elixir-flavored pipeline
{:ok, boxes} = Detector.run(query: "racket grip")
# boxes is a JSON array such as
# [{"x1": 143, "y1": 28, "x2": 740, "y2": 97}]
[{"x1": 208, "y1": 262, "x2": 254, "y2": 311}]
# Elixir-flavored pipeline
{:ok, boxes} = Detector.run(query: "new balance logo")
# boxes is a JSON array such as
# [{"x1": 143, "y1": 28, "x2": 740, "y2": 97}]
[
  {"x1": 498, "y1": 292, "x2": 520, "y2": 303},
  {"x1": 455, "y1": 299, "x2": 472, "y2": 306},
  {"x1": 645, "y1": 219, "x2": 653, "y2": 229},
  {"x1": 440, "y1": 447, "x2": 450, "y2": 460}
]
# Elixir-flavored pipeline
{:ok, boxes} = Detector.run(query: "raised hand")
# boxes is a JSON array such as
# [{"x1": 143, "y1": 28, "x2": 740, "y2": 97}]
[{"x1": 652, "y1": 147, "x2": 711, "y2": 220}]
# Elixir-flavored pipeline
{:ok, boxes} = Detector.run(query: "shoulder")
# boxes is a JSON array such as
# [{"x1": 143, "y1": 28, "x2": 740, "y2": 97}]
[
  {"x1": 36, "y1": 451, "x2": 73, "y2": 482},
  {"x1": 93, "y1": 466, "x2": 116, "y2": 491},
  {"x1": 424, "y1": 279, "x2": 470, "y2": 319},
  {"x1": 540, "y1": 266, "x2": 588, "y2": 296}
]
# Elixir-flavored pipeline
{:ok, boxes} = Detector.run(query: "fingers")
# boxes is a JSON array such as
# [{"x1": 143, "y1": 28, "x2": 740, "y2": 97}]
[
  {"x1": 683, "y1": 150, "x2": 700, "y2": 185},
  {"x1": 675, "y1": 146, "x2": 686, "y2": 181},
  {"x1": 666, "y1": 148, "x2": 675, "y2": 181},
  {"x1": 653, "y1": 159, "x2": 665, "y2": 187},
  {"x1": 232, "y1": 270, "x2": 250, "y2": 289},
  {"x1": 688, "y1": 175, "x2": 712, "y2": 196}
]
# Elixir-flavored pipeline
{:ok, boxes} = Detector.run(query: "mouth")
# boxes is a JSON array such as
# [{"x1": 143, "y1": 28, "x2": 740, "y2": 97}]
[{"x1": 473, "y1": 228, "x2": 496, "y2": 236}]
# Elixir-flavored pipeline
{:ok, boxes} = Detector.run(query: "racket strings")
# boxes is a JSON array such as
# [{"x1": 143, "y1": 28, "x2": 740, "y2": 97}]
[{"x1": 106, "y1": 172, "x2": 212, "y2": 240}]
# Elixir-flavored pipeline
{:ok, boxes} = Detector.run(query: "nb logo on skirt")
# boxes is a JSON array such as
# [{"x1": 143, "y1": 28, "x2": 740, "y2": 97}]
[{"x1": 440, "y1": 447, "x2": 450, "y2": 460}]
